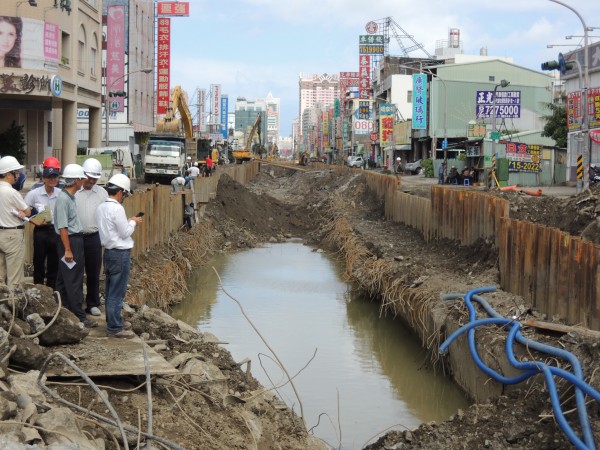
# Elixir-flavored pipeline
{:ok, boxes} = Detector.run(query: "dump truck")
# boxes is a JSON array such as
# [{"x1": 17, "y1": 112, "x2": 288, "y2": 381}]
[{"x1": 144, "y1": 86, "x2": 196, "y2": 183}]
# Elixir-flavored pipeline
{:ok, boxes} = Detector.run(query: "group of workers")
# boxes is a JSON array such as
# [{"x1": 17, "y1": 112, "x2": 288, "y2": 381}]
[
  {"x1": 438, "y1": 161, "x2": 477, "y2": 185},
  {"x1": 0, "y1": 155, "x2": 140, "y2": 339},
  {"x1": 171, "y1": 154, "x2": 214, "y2": 193}
]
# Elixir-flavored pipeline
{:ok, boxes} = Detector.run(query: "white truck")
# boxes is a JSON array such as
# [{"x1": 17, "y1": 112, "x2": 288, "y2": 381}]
[{"x1": 143, "y1": 137, "x2": 187, "y2": 184}]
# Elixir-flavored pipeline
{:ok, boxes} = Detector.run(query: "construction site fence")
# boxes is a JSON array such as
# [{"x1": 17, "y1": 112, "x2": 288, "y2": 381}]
[
  {"x1": 24, "y1": 161, "x2": 260, "y2": 262},
  {"x1": 315, "y1": 164, "x2": 600, "y2": 330}
]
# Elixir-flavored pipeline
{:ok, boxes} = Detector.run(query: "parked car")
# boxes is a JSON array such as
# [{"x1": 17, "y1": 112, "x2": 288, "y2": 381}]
[
  {"x1": 404, "y1": 159, "x2": 422, "y2": 174},
  {"x1": 348, "y1": 156, "x2": 365, "y2": 168}
]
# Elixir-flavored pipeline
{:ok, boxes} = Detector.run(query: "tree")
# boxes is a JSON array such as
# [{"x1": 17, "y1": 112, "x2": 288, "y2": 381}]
[
  {"x1": 0, "y1": 121, "x2": 26, "y2": 162},
  {"x1": 541, "y1": 99, "x2": 568, "y2": 148}
]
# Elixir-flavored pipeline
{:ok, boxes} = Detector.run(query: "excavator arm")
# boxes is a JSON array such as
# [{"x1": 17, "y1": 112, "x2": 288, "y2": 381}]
[
  {"x1": 156, "y1": 86, "x2": 194, "y2": 139},
  {"x1": 232, "y1": 113, "x2": 262, "y2": 163}
]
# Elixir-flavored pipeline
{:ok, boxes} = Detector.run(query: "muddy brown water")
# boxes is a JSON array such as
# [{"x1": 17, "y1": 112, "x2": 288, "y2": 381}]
[{"x1": 171, "y1": 241, "x2": 468, "y2": 449}]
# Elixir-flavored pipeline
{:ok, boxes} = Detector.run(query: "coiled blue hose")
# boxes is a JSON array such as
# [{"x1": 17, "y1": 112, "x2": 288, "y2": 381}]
[{"x1": 439, "y1": 286, "x2": 599, "y2": 450}]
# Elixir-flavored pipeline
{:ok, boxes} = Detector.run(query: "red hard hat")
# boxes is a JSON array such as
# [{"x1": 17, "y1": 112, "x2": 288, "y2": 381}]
[{"x1": 43, "y1": 156, "x2": 61, "y2": 169}]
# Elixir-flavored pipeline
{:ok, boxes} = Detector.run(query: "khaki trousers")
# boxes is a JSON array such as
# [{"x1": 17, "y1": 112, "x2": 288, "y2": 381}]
[{"x1": 0, "y1": 228, "x2": 25, "y2": 289}]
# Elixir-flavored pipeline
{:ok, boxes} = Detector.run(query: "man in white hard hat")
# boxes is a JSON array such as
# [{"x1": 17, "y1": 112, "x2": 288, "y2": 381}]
[
  {"x1": 54, "y1": 163, "x2": 97, "y2": 328},
  {"x1": 76, "y1": 158, "x2": 108, "y2": 317},
  {"x1": 0, "y1": 156, "x2": 31, "y2": 289},
  {"x1": 96, "y1": 173, "x2": 142, "y2": 338}
]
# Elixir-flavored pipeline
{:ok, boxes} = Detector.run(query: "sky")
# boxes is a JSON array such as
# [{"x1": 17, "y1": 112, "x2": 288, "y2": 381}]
[{"x1": 168, "y1": 0, "x2": 600, "y2": 136}]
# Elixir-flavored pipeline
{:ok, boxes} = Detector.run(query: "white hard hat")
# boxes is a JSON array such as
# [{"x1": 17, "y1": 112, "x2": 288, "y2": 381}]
[
  {"x1": 82, "y1": 158, "x2": 102, "y2": 179},
  {"x1": 0, "y1": 156, "x2": 24, "y2": 174},
  {"x1": 61, "y1": 164, "x2": 86, "y2": 180},
  {"x1": 107, "y1": 173, "x2": 131, "y2": 194}
]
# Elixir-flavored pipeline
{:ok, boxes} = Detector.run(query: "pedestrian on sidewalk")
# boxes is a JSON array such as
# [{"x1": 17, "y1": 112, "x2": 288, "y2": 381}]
[
  {"x1": 0, "y1": 156, "x2": 31, "y2": 290},
  {"x1": 438, "y1": 161, "x2": 446, "y2": 184},
  {"x1": 53, "y1": 164, "x2": 97, "y2": 328},
  {"x1": 24, "y1": 165, "x2": 61, "y2": 289},
  {"x1": 76, "y1": 158, "x2": 108, "y2": 317},
  {"x1": 95, "y1": 174, "x2": 141, "y2": 339}
]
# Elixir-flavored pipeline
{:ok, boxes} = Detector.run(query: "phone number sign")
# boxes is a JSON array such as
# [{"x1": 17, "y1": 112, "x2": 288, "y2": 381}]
[
  {"x1": 506, "y1": 142, "x2": 541, "y2": 173},
  {"x1": 476, "y1": 90, "x2": 521, "y2": 118}
]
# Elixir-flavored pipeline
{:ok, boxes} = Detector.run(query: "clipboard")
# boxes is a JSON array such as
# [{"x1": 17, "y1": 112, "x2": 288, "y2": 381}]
[{"x1": 29, "y1": 208, "x2": 52, "y2": 226}]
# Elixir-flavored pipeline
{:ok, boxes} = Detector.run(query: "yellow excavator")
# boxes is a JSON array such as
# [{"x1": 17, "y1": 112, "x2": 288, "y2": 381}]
[{"x1": 232, "y1": 113, "x2": 262, "y2": 164}]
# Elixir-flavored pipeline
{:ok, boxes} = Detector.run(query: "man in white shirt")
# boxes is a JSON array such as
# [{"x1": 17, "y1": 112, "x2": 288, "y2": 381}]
[
  {"x1": 76, "y1": 158, "x2": 108, "y2": 316},
  {"x1": 24, "y1": 166, "x2": 61, "y2": 289},
  {"x1": 0, "y1": 156, "x2": 31, "y2": 289},
  {"x1": 95, "y1": 174, "x2": 142, "y2": 338}
]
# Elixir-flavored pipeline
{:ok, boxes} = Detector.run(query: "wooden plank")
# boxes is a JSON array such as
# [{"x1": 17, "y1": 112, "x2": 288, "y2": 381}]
[
  {"x1": 567, "y1": 237, "x2": 581, "y2": 325},
  {"x1": 556, "y1": 232, "x2": 571, "y2": 320},
  {"x1": 547, "y1": 228, "x2": 561, "y2": 319},
  {"x1": 522, "y1": 319, "x2": 600, "y2": 339}
]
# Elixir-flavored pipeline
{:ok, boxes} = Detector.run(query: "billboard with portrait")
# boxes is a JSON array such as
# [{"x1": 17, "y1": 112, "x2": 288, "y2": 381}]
[{"x1": 0, "y1": 16, "x2": 59, "y2": 71}]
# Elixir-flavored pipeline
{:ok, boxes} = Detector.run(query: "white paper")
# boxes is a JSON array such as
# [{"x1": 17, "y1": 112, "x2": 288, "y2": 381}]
[{"x1": 61, "y1": 256, "x2": 76, "y2": 269}]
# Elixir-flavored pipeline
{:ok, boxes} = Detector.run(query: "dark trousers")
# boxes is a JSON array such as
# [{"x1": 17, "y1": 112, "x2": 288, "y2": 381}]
[
  {"x1": 33, "y1": 226, "x2": 58, "y2": 289},
  {"x1": 83, "y1": 232, "x2": 102, "y2": 311},
  {"x1": 55, "y1": 234, "x2": 86, "y2": 321}
]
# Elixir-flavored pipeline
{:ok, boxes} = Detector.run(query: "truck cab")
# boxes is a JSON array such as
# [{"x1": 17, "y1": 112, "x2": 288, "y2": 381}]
[{"x1": 143, "y1": 138, "x2": 186, "y2": 184}]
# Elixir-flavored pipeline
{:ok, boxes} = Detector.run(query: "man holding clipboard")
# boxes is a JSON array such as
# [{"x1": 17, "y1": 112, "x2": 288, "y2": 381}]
[{"x1": 24, "y1": 165, "x2": 61, "y2": 289}]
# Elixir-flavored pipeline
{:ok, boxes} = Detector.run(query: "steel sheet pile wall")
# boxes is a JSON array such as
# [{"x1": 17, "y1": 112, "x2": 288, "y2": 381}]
[
  {"x1": 430, "y1": 187, "x2": 509, "y2": 246},
  {"x1": 499, "y1": 219, "x2": 600, "y2": 330},
  {"x1": 122, "y1": 185, "x2": 185, "y2": 258},
  {"x1": 387, "y1": 190, "x2": 432, "y2": 238}
]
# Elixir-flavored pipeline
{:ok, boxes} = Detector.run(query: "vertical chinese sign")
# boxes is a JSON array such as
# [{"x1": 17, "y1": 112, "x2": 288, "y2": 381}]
[
  {"x1": 412, "y1": 74, "x2": 427, "y2": 130},
  {"x1": 359, "y1": 55, "x2": 371, "y2": 100},
  {"x1": 379, "y1": 103, "x2": 395, "y2": 145},
  {"x1": 107, "y1": 5, "x2": 125, "y2": 113},
  {"x1": 156, "y1": 2, "x2": 189, "y2": 115},
  {"x1": 211, "y1": 84, "x2": 221, "y2": 125},
  {"x1": 156, "y1": 18, "x2": 170, "y2": 115},
  {"x1": 220, "y1": 95, "x2": 228, "y2": 139}
]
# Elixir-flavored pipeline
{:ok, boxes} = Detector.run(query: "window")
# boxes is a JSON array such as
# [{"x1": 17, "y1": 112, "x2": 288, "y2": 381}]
[
  {"x1": 489, "y1": 76, "x2": 495, "y2": 82},
  {"x1": 61, "y1": 32, "x2": 71, "y2": 66},
  {"x1": 78, "y1": 25, "x2": 86, "y2": 74},
  {"x1": 407, "y1": 91, "x2": 412, "y2": 103},
  {"x1": 90, "y1": 33, "x2": 98, "y2": 77}
]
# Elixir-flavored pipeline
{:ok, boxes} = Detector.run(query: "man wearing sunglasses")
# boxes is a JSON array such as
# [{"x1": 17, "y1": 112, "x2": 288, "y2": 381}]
[{"x1": 0, "y1": 156, "x2": 31, "y2": 289}]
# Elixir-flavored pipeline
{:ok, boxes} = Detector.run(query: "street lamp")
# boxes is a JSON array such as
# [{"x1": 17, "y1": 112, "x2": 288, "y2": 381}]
[
  {"x1": 105, "y1": 67, "x2": 152, "y2": 146},
  {"x1": 549, "y1": 0, "x2": 591, "y2": 191},
  {"x1": 491, "y1": 79, "x2": 510, "y2": 187}
]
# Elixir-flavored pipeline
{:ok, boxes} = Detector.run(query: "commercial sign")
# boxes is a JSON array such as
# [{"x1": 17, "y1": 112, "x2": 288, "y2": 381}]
[
  {"x1": 211, "y1": 84, "x2": 221, "y2": 124},
  {"x1": 475, "y1": 90, "x2": 521, "y2": 118},
  {"x1": 220, "y1": 95, "x2": 228, "y2": 139},
  {"x1": 198, "y1": 88, "x2": 206, "y2": 133},
  {"x1": 505, "y1": 142, "x2": 542, "y2": 173},
  {"x1": 566, "y1": 88, "x2": 600, "y2": 130},
  {"x1": 157, "y1": 2, "x2": 190, "y2": 16},
  {"x1": 358, "y1": 35, "x2": 384, "y2": 55},
  {"x1": 379, "y1": 103, "x2": 395, "y2": 144},
  {"x1": 339, "y1": 71, "x2": 359, "y2": 112},
  {"x1": 107, "y1": 6, "x2": 126, "y2": 113},
  {"x1": 467, "y1": 123, "x2": 486, "y2": 138},
  {"x1": 352, "y1": 107, "x2": 372, "y2": 135},
  {"x1": 0, "y1": 16, "x2": 59, "y2": 71},
  {"x1": 0, "y1": 72, "x2": 56, "y2": 95},
  {"x1": 359, "y1": 55, "x2": 371, "y2": 99},
  {"x1": 412, "y1": 74, "x2": 427, "y2": 130},
  {"x1": 156, "y1": 18, "x2": 171, "y2": 115}
]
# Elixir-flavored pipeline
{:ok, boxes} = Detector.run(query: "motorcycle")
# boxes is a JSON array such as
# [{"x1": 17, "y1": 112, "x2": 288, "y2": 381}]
[{"x1": 591, "y1": 165, "x2": 600, "y2": 186}]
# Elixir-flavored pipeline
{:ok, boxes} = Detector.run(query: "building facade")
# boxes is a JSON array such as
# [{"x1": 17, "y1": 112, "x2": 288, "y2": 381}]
[
  {"x1": 0, "y1": 0, "x2": 103, "y2": 168},
  {"x1": 298, "y1": 73, "x2": 339, "y2": 141},
  {"x1": 77, "y1": 0, "x2": 155, "y2": 149},
  {"x1": 234, "y1": 97, "x2": 267, "y2": 148}
]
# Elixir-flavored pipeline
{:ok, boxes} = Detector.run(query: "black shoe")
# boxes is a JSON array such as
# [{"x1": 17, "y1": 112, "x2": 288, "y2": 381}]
[{"x1": 82, "y1": 319, "x2": 98, "y2": 328}]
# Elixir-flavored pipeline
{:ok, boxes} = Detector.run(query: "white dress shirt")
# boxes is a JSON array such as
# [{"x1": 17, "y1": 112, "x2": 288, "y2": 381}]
[
  {"x1": 95, "y1": 199, "x2": 136, "y2": 250},
  {"x1": 76, "y1": 185, "x2": 108, "y2": 233},
  {"x1": 24, "y1": 185, "x2": 60, "y2": 223},
  {"x1": 0, "y1": 181, "x2": 28, "y2": 227}
]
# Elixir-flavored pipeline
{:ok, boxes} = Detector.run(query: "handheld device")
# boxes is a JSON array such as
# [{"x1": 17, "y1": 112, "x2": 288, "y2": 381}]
[{"x1": 136, "y1": 212, "x2": 145, "y2": 217}]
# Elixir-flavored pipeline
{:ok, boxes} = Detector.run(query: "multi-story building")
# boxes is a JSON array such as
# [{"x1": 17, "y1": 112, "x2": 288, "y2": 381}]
[
  {"x1": 77, "y1": 0, "x2": 154, "y2": 149},
  {"x1": 298, "y1": 73, "x2": 339, "y2": 136},
  {"x1": 259, "y1": 91, "x2": 279, "y2": 145},
  {"x1": 234, "y1": 97, "x2": 267, "y2": 147},
  {"x1": 0, "y1": 0, "x2": 103, "y2": 168}
]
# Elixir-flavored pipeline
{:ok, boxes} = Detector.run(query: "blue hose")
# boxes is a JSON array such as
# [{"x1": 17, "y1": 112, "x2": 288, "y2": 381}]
[
  {"x1": 471, "y1": 294, "x2": 596, "y2": 448},
  {"x1": 440, "y1": 287, "x2": 599, "y2": 450}
]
